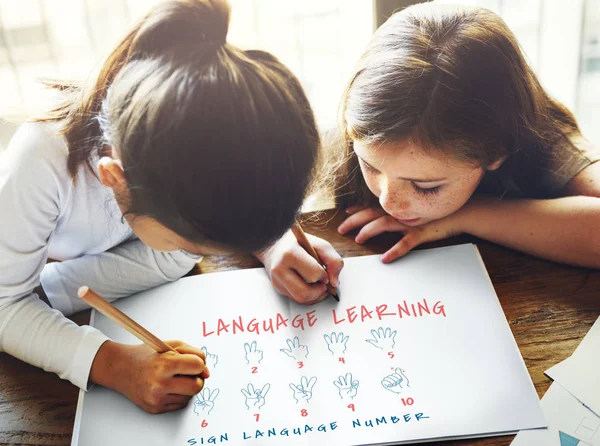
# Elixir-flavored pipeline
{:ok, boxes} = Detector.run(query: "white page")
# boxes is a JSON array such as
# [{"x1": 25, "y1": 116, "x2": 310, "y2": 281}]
[
  {"x1": 546, "y1": 317, "x2": 600, "y2": 416},
  {"x1": 511, "y1": 383, "x2": 600, "y2": 446},
  {"x1": 72, "y1": 244, "x2": 544, "y2": 446}
]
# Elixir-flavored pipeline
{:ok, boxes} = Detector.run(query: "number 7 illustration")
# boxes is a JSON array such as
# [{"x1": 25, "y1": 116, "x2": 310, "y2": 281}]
[{"x1": 241, "y1": 383, "x2": 271, "y2": 410}]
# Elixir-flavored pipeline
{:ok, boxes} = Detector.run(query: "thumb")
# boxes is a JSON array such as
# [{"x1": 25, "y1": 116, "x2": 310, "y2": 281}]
[{"x1": 310, "y1": 235, "x2": 344, "y2": 288}]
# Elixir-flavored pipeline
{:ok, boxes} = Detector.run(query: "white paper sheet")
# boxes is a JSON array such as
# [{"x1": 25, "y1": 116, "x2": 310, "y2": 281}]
[
  {"x1": 546, "y1": 317, "x2": 600, "y2": 416},
  {"x1": 511, "y1": 383, "x2": 600, "y2": 446},
  {"x1": 72, "y1": 244, "x2": 544, "y2": 446}
]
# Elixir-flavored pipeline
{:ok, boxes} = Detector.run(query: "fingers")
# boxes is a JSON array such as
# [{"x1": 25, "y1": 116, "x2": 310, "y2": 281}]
[
  {"x1": 167, "y1": 341, "x2": 206, "y2": 361},
  {"x1": 168, "y1": 375, "x2": 205, "y2": 396},
  {"x1": 165, "y1": 350, "x2": 209, "y2": 379},
  {"x1": 273, "y1": 270, "x2": 328, "y2": 305},
  {"x1": 162, "y1": 401, "x2": 190, "y2": 412},
  {"x1": 261, "y1": 383, "x2": 271, "y2": 396},
  {"x1": 280, "y1": 349, "x2": 294, "y2": 358},
  {"x1": 338, "y1": 207, "x2": 388, "y2": 235},
  {"x1": 345, "y1": 205, "x2": 366, "y2": 216},
  {"x1": 355, "y1": 216, "x2": 406, "y2": 244},
  {"x1": 381, "y1": 232, "x2": 422, "y2": 263},
  {"x1": 307, "y1": 234, "x2": 344, "y2": 288}
]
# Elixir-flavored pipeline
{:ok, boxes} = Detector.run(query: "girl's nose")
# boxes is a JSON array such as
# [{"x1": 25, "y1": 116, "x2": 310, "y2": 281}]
[{"x1": 378, "y1": 179, "x2": 410, "y2": 215}]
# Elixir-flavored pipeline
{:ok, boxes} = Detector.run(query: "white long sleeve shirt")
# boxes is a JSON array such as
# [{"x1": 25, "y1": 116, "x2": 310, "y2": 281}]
[{"x1": 0, "y1": 122, "x2": 199, "y2": 390}]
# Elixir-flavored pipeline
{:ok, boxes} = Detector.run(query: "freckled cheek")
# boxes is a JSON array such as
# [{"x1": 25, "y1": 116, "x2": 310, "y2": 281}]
[{"x1": 363, "y1": 171, "x2": 381, "y2": 197}]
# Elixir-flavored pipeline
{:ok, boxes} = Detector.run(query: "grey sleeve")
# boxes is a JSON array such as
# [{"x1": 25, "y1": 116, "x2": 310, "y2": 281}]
[{"x1": 41, "y1": 239, "x2": 201, "y2": 315}]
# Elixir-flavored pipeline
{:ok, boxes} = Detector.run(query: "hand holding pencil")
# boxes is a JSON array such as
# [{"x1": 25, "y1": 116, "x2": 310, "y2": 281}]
[
  {"x1": 81, "y1": 287, "x2": 210, "y2": 414},
  {"x1": 256, "y1": 222, "x2": 344, "y2": 304}
]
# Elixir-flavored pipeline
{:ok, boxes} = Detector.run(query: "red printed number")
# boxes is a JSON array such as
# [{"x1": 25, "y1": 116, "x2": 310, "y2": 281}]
[
  {"x1": 347, "y1": 404, "x2": 356, "y2": 412},
  {"x1": 401, "y1": 397, "x2": 414, "y2": 406},
  {"x1": 301, "y1": 409, "x2": 308, "y2": 417},
  {"x1": 297, "y1": 361, "x2": 304, "y2": 369},
  {"x1": 388, "y1": 352, "x2": 394, "y2": 359},
  {"x1": 254, "y1": 413, "x2": 260, "y2": 422},
  {"x1": 338, "y1": 357, "x2": 345, "y2": 364},
  {"x1": 251, "y1": 367, "x2": 258, "y2": 374},
  {"x1": 201, "y1": 419, "x2": 208, "y2": 428}
]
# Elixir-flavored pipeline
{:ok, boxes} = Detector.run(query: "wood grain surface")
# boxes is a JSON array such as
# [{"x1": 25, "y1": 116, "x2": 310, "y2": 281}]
[{"x1": 1, "y1": 209, "x2": 598, "y2": 446}]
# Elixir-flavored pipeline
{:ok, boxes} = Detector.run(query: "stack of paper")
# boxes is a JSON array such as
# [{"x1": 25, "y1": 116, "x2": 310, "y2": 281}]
[{"x1": 512, "y1": 317, "x2": 600, "y2": 446}]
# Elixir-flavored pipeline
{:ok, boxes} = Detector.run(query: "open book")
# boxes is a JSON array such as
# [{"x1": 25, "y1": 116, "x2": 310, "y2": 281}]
[{"x1": 72, "y1": 244, "x2": 545, "y2": 445}]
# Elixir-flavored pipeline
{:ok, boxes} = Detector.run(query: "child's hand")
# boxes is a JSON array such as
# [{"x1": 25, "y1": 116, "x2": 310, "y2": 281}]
[
  {"x1": 91, "y1": 340, "x2": 209, "y2": 414},
  {"x1": 256, "y1": 230, "x2": 343, "y2": 304},
  {"x1": 338, "y1": 205, "x2": 464, "y2": 263}
]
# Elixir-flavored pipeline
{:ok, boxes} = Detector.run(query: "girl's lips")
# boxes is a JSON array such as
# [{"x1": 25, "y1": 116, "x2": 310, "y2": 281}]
[{"x1": 395, "y1": 217, "x2": 420, "y2": 224}]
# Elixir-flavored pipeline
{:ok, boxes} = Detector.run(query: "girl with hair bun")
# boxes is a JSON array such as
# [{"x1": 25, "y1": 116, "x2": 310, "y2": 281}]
[{"x1": 0, "y1": 0, "x2": 342, "y2": 414}]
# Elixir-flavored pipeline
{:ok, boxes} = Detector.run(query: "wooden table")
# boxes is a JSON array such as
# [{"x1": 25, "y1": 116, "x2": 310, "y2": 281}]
[{"x1": 1, "y1": 209, "x2": 599, "y2": 446}]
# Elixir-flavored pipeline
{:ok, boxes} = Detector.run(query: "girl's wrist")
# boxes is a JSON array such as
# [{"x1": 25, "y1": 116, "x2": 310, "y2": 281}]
[
  {"x1": 89, "y1": 340, "x2": 129, "y2": 393},
  {"x1": 455, "y1": 195, "x2": 490, "y2": 235}
]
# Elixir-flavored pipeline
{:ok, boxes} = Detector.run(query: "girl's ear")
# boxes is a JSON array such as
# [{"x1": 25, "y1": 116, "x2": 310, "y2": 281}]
[
  {"x1": 487, "y1": 155, "x2": 508, "y2": 171},
  {"x1": 97, "y1": 156, "x2": 130, "y2": 201}
]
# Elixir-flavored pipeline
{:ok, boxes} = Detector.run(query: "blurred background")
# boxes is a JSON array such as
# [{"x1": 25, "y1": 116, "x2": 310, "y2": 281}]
[{"x1": 0, "y1": 0, "x2": 598, "y2": 150}]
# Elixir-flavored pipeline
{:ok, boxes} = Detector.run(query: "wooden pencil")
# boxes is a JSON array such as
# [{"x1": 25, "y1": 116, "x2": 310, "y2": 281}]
[
  {"x1": 291, "y1": 222, "x2": 339, "y2": 300},
  {"x1": 77, "y1": 286, "x2": 177, "y2": 353}
]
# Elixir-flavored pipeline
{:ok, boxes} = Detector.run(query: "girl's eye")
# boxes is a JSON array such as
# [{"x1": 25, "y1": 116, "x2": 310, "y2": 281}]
[{"x1": 412, "y1": 183, "x2": 441, "y2": 195}]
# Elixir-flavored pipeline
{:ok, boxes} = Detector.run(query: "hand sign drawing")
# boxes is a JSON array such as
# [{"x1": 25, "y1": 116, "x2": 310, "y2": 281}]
[
  {"x1": 289, "y1": 376, "x2": 317, "y2": 403},
  {"x1": 366, "y1": 327, "x2": 397, "y2": 351},
  {"x1": 241, "y1": 383, "x2": 271, "y2": 410},
  {"x1": 333, "y1": 373, "x2": 360, "y2": 400},
  {"x1": 324, "y1": 332, "x2": 349, "y2": 356},
  {"x1": 244, "y1": 341, "x2": 263, "y2": 366},
  {"x1": 381, "y1": 368, "x2": 410, "y2": 394},
  {"x1": 280, "y1": 336, "x2": 309, "y2": 360},
  {"x1": 194, "y1": 388, "x2": 219, "y2": 415},
  {"x1": 200, "y1": 346, "x2": 219, "y2": 369}
]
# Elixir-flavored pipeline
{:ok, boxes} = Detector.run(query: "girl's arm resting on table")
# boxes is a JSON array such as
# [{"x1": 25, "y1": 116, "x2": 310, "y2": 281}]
[
  {"x1": 0, "y1": 122, "x2": 200, "y2": 393},
  {"x1": 0, "y1": 292, "x2": 110, "y2": 390},
  {"x1": 41, "y1": 239, "x2": 200, "y2": 316},
  {"x1": 460, "y1": 162, "x2": 600, "y2": 268},
  {"x1": 0, "y1": 123, "x2": 107, "y2": 390},
  {"x1": 342, "y1": 163, "x2": 600, "y2": 268},
  {"x1": 459, "y1": 194, "x2": 600, "y2": 268}
]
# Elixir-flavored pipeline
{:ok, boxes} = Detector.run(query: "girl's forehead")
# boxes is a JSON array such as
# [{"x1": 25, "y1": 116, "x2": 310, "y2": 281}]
[{"x1": 353, "y1": 139, "x2": 480, "y2": 178}]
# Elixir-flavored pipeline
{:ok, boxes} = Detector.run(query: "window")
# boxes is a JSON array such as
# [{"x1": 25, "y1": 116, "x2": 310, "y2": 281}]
[
  {"x1": 436, "y1": 0, "x2": 600, "y2": 145},
  {"x1": 0, "y1": 0, "x2": 373, "y2": 148}
]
